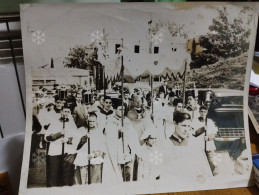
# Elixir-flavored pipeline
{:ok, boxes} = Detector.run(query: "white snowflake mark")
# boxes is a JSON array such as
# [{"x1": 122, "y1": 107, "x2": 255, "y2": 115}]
[
  {"x1": 91, "y1": 30, "x2": 104, "y2": 44},
  {"x1": 151, "y1": 31, "x2": 163, "y2": 46},
  {"x1": 32, "y1": 151, "x2": 45, "y2": 166},
  {"x1": 149, "y1": 150, "x2": 163, "y2": 165},
  {"x1": 211, "y1": 153, "x2": 222, "y2": 166},
  {"x1": 32, "y1": 30, "x2": 46, "y2": 45}
]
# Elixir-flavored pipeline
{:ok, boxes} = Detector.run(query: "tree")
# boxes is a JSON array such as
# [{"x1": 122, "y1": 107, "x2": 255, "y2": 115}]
[
  {"x1": 207, "y1": 6, "x2": 252, "y2": 58},
  {"x1": 63, "y1": 45, "x2": 98, "y2": 70},
  {"x1": 190, "y1": 6, "x2": 253, "y2": 69}
]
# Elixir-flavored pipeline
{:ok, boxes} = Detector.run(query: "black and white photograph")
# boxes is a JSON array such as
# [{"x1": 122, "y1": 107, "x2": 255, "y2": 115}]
[
  {"x1": 19, "y1": 2, "x2": 257, "y2": 195},
  {"x1": 249, "y1": 95, "x2": 259, "y2": 134}
]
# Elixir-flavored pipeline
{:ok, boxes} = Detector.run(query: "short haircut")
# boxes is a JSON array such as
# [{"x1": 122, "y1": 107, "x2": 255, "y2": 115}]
[
  {"x1": 113, "y1": 99, "x2": 122, "y2": 110},
  {"x1": 169, "y1": 91, "x2": 175, "y2": 98},
  {"x1": 98, "y1": 94, "x2": 104, "y2": 100},
  {"x1": 173, "y1": 98, "x2": 183, "y2": 107},
  {"x1": 186, "y1": 90, "x2": 194, "y2": 98},
  {"x1": 76, "y1": 93, "x2": 82, "y2": 97},
  {"x1": 115, "y1": 103, "x2": 128, "y2": 116},
  {"x1": 88, "y1": 112, "x2": 97, "y2": 118},
  {"x1": 173, "y1": 111, "x2": 191, "y2": 124},
  {"x1": 104, "y1": 96, "x2": 112, "y2": 101},
  {"x1": 62, "y1": 104, "x2": 70, "y2": 110},
  {"x1": 199, "y1": 105, "x2": 208, "y2": 111},
  {"x1": 55, "y1": 95, "x2": 61, "y2": 102}
]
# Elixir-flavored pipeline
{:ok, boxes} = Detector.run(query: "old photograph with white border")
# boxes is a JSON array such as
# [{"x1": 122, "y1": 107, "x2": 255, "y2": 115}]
[{"x1": 19, "y1": 2, "x2": 258, "y2": 195}]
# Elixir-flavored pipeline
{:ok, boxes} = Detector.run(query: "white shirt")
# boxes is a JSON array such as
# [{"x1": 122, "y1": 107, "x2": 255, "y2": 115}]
[
  {"x1": 45, "y1": 114, "x2": 78, "y2": 156},
  {"x1": 73, "y1": 126, "x2": 107, "y2": 166}
]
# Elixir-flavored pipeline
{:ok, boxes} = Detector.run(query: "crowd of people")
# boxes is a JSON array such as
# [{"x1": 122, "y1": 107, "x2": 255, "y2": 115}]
[{"x1": 30, "y1": 81, "x2": 250, "y2": 187}]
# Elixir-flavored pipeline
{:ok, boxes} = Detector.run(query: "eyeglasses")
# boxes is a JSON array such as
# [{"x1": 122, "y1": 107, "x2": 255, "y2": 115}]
[{"x1": 105, "y1": 102, "x2": 112, "y2": 104}]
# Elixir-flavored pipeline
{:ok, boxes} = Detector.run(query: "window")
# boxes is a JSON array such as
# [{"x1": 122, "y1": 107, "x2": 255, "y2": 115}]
[
  {"x1": 154, "y1": 46, "x2": 159, "y2": 54},
  {"x1": 46, "y1": 80, "x2": 56, "y2": 85},
  {"x1": 115, "y1": 44, "x2": 121, "y2": 54},
  {"x1": 32, "y1": 80, "x2": 44, "y2": 85},
  {"x1": 134, "y1": 45, "x2": 140, "y2": 53},
  {"x1": 154, "y1": 76, "x2": 160, "y2": 82}
]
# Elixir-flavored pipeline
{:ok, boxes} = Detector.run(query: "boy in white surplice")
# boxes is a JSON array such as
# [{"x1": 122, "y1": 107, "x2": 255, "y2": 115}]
[
  {"x1": 73, "y1": 112, "x2": 107, "y2": 184},
  {"x1": 45, "y1": 104, "x2": 78, "y2": 187},
  {"x1": 105, "y1": 103, "x2": 141, "y2": 182}
]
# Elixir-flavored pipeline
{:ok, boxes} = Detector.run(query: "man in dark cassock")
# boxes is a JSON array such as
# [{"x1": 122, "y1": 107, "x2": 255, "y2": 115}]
[
  {"x1": 158, "y1": 80, "x2": 168, "y2": 97},
  {"x1": 66, "y1": 89, "x2": 77, "y2": 112}
]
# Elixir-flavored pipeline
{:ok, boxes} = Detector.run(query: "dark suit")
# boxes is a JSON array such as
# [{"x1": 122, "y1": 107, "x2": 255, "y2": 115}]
[{"x1": 158, "y1": 85, "x2": 167, "y2": 95}]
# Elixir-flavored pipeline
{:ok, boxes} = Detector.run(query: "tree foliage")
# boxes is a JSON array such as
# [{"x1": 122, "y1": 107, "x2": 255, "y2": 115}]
[
  {"x1": 190, "y1": 6, "x2": 253, "y2": 69},
  {"x1": 63, "y1": 45, "x2": 98, "y2": 70}
]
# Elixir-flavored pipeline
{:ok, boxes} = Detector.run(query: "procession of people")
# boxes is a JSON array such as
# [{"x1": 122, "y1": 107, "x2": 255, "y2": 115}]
[{"x1": 29, "y1": 81, "x2": 250, "y2": 187}]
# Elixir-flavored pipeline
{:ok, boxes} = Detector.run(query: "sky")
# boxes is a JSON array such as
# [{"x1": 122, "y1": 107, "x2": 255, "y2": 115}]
[{"x1": 20, "y1": 2, "x2": 255, "y2": 76}]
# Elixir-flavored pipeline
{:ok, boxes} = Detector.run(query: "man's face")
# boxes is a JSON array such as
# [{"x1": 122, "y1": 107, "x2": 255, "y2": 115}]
[
  {"x1": 124, "y1": 94, "x2": 129, "y2": 100},
  {"x1": 199, "y1": 109, "x2": 208, "y2": 119},
  {"x1": 175, "y1": 119, "x2": 191, "y2": 139},
  {"x1": 159, "y1": 92, "x2": 165, "y2": 99},
  {"x1": 175, "y1": 103, "x2": 183, "y2": 112},
  {"x1": 47, "y1": 93, "x2": 53, "y2": 98},
  {"x1": 235, "y1": 149, "x2": 251, "y2": 175},
  {"x1": 115, "y1": 106, "x2": 123, "y2": 118},
  {"x1": 55, "y1": 100, "x2": 63, "y2": 110},
  {"x1": 135, "y1": 90, "x2": 141, "y2": 96},
  {"x1": 169, "y1": 97, "x2": 175, "y2": 103},
  {"x1": 133, "y1": 97, "x2": 142, "y2": 108},
  {"x1": 164, "y1": 81, "x2": 168, "y2": 86},
  {"x1": 89, "y1": 116, "x2": 97, "y2": 129},
  {"x1": 47, "y1": 105, "x2": 54, "y2": 112},
  {"x1": 61, "y1": 108, "x2": 71, "y2": 119},
  {"x1": 100, "y1": 96, "x2": 104, "y2": 106},
  {"x1": 104, "y1": 99, "x2": 112, "y2": 110},
  {"x1": 187, "y1": 96, "x2": 195, "y2": 106},
  {"x1": 76, "y1": 95, "x2": 82, "y2": 103}
]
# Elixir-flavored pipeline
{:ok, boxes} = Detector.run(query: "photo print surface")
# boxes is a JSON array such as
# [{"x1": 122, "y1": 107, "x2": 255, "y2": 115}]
[{"x1": 19, "y1": 2, "x2": 257, "y2": 195}]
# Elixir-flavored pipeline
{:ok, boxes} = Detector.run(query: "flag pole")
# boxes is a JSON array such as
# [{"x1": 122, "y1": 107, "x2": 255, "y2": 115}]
[
  {"x1": 61, "y1": 117, "x2": 66, "y2": 187},
  {"x1": 182, "y1": 59, "x2": 187, "y2": 108},
  {"x1": 87, "y1": 120, "x2": 91, "y2": 184},
  {"x1": 120, "y1": 38, "x2": 126, "y2": 182},
  {"x1": 148, "y1": 21, "x2": 154, "y2": 122},
  {"x1": 151, "y1": 74, "x2": 154, "y2": 122},
  {"x1": 104, "y1": 66, "x2": 106, "y2": 96}
]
